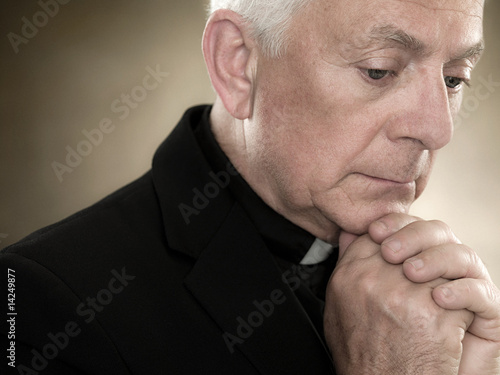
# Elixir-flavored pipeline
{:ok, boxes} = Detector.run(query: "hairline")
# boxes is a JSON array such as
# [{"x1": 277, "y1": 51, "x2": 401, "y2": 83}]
[{"x1": 208, "y1": 0, "x2": 316, "y2": 58}]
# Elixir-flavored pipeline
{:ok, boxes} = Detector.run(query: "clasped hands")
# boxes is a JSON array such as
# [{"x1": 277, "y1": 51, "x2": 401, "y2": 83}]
[{"x1": 324, "y1": 213, "x2": 500, "y2": 375}]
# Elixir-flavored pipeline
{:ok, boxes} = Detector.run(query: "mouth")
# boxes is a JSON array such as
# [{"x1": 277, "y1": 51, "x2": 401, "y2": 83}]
[{"x1": 357, "y1": 173, "x2": 416, "y2": 186}]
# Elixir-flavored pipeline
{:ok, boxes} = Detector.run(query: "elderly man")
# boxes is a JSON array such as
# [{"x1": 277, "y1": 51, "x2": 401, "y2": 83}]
[{"x1": 1, "y1": 0, "x2": 499, "y2": 374}]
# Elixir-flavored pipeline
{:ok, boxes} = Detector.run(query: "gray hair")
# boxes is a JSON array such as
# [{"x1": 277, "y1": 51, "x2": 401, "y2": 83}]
[{"x1": 208, "y1": 0, "x2": 312, "y2": 58}]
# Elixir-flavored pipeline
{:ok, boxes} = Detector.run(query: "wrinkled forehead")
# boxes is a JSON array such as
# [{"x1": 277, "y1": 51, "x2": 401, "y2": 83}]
[
  {"x1": 325, "y1": 0, "x2": 485, "y2": 21},
  {"x1": 401, "y1": 0, "x2": 485, "y2": 14},
  {"x1": 304, "y1": 0, "x2": 485, "y2": 59}
]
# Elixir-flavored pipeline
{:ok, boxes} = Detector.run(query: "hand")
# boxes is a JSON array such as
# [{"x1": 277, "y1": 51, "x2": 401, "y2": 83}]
[
  {"x1": 369, "y1": 213, "x2": 500, "y2": 374},
  {"x1": 324, "y1": 231, "x2": 473, "y2": 375}
]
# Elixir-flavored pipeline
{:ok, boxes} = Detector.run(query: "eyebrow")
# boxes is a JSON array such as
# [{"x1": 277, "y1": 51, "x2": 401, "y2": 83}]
[
  {"x1": 367, "y1": 24, "x2": 485, "y2": 62},
  {"x1": 369, "y1": 25, "x2": 426, "y2": 54},
  {"x1": 450, "y1": 42, "x2": 485, "y2": 62}
]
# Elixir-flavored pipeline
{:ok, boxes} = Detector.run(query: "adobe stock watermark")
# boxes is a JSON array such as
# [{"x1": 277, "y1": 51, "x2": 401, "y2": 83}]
[
  {"x1": 15, "y1": 267, "x2": 135, "y2": 375},
  {"x1": 178, "y1": 162, "x2": 239, "y2": 225},
  {"x1": 455, "y1": 74, "x2": 500, "y2": 129},
  {"x1": 51, "y1": 64, "x2": 169, "y2": 183},
  {"x1": 7, "y1": 0, "x2": 72, "y2": 54},
  {"x1": 222, "y1": 262, "x2": 319, "y2": 354}
]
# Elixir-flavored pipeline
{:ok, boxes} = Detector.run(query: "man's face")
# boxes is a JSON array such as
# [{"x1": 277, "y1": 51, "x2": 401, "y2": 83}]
[{"x1": 244, "y1": 0, "x2": 484, "y2": 241}]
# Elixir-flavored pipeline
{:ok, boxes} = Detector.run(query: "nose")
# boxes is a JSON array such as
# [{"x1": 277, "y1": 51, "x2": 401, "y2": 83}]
[{"x1": 387, "y1": 70, "x2": 455, "y2": 151}]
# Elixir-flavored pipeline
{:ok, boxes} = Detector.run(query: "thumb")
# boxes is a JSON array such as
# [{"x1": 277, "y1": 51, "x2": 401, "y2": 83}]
[{"x1": 338, "y1": 231, "x2": 360, "y2": 260}]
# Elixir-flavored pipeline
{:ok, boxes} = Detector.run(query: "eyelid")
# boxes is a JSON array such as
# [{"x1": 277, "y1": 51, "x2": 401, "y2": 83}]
[
  {"x1": 356, "y1": 57, "x2": 403, "y2": 71},
  {"x1": 444, "y1": 58, "x2": 477, "y2": 70},
  {"x1": 354, "y1": 57, "x2": 403, "y2": 84},
  {"x1": 358, "y1": 68, "x2": 397, "y2": 87},
  {"x1": 444, "y1": 65, "x2": 472, "y2": 79}
]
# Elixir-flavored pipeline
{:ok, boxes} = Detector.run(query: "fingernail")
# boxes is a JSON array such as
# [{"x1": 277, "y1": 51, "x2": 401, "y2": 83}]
[
  {"x1": 407, "y1": 257, "x2": 424, "y2": 270},
  {"x1": 383, "y1": 238, "x2": 401, "y2": 253}
]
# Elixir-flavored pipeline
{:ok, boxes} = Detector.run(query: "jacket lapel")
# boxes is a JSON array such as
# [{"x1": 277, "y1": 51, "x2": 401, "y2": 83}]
[
  {"x1": 153, "y1": 106, "x2": 334, "y2": 373},
  {"x1": 184, "y1": 203, "x2": 334, "y2": 374}
]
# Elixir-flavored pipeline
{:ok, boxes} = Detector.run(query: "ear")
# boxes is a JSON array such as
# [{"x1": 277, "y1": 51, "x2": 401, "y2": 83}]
[{"x1": 202, "y1": 10, "x2": 257, "y2": 120}]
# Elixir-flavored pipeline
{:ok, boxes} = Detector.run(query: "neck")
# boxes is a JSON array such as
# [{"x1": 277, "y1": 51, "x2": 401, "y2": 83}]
[{"x1": 209, "y1": 99, "x2": 341, "y2": 244}]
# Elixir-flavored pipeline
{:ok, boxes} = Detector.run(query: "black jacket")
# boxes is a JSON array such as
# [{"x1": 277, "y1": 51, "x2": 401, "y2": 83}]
[{"x1": 0, "y1": 106, "x2": 334, "y2": 374}]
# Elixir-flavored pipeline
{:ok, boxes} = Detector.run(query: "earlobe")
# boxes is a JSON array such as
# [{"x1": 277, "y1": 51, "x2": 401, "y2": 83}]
[{"x1": 202, "y1": 10, "x2": 256, "y2": 120}]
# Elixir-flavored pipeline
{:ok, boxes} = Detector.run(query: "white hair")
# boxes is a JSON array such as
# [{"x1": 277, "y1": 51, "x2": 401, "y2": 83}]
[{"x1": 208, "y1": 0, "x2": 313, "y2": 58}]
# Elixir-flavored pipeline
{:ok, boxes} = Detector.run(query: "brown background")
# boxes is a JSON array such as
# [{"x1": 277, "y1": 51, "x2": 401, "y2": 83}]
[{"x1": 1, "y1": 0, "x2": 499, "y2": 284}]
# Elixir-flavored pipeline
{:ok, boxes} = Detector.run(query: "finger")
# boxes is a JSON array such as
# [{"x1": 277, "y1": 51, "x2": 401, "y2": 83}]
[
  {"x1": 338, "y1": 233, "x2": 380, "y2": 263},
  {"x1": 368, "y1": 213, "x2": 421, "y2": 244},
  {"x1": 433, "y1": 278, "x2": 500, "y2": 342},
  {"x1": 338, "y1": 231, "x2": 360, "y2": 260},
  {"x1": 460, "y1": 332, "x2": 500, "y2": 374},
  {"x1": 379, "y1": 219, "x2": 461, "y2": 265},
  {"x1": 403, "y1": 243, "x2": 492, "y2": 284}
]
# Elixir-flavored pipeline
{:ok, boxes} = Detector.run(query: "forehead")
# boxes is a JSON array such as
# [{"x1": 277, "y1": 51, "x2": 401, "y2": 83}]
[
  {"x1": 299, "y1": 0, "x2": 484, "y2": 57},
  {"x1": 316, "y1": 0, "x2": 485, "y2": 28}
]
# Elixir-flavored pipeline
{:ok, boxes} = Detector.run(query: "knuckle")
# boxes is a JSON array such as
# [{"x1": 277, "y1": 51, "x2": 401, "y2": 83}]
[
  {"x1": 473, "y1": 281, "x2": 495, "y2": 316},
  {"x1": 463, "y1": 279, "x2": 499, "y2": 316},
  {"x1": 383, "y1": 287, "x2": 409, "y2": 313},
  {"x1": 483, "y1": 280, "x2": 500, "y2": 308},
  {"x1": 462, "y1": 244, "x2": 479, "y2": 265},
  {"x1": 330, "y1": 264, "x2": 353, "y2": 295},
  {"x1": 429, "y1": 219, "x2": 448, "y2": 230},
  {"x1": 460, "y1": 245, "x2": 489, "y2": 278},
  {"x1": 330, "y1": 260, "x2": 380, "y2": 298},
  {"x1": 428, "y1": 219, "x2": 457, "y2": 241}
]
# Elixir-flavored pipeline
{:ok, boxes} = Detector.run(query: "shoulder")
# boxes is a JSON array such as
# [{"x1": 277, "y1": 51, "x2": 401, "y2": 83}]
[
  {"x1": 0, "y1": 171, "x2": 184, "y2": 374},
  {"x1": 0, "y1": 170, "x2": 175, "y2": 295},
  {"x1": 4, "y1": 172, "x2": 156, "y2": 257}
]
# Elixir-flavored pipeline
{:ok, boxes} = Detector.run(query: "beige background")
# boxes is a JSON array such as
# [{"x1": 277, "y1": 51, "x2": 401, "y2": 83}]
[{"x1": 1, "y1": 1, "x2": 499, "y2": 285}]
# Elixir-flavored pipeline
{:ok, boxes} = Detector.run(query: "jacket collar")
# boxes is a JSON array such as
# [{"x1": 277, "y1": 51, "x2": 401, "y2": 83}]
[{"x1": 152, "y1": 105, "x2": 235, "y2": 259}]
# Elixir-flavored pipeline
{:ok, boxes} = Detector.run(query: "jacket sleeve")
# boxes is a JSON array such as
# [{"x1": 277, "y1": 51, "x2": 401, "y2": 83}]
[{"x1": 0, "y1": 252, "x2": 130, "y2": 375}]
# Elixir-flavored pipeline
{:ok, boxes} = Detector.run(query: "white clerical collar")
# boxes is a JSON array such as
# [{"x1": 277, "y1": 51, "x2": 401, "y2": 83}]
[{"x1": 299, "y1": 238, "x2": 335, "y2": 265}]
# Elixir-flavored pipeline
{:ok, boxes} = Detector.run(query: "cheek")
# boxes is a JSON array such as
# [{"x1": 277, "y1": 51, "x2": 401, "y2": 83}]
[
  {"x1": 251, "y1": 56, "x2": 394, "y2": 211},
  {"x1": 256, "y1": 67, "x2": 381, "y2": 161},
  {"x1": 450, "y1": 92, "x2": 463, "y2": 119}
]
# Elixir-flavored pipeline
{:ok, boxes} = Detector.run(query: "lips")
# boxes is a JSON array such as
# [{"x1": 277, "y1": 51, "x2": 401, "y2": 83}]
[{"x1": 356, "y1": 173, "x2": 416, "y2": 186}]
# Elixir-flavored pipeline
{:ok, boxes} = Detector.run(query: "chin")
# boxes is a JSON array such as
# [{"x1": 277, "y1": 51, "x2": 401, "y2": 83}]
[
  {"x1": 337, "y1": 220, "x2": 372, "y2": 236},
  {"x1": 331, "y1": 202, "x2": 411, "y2": 236}
]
